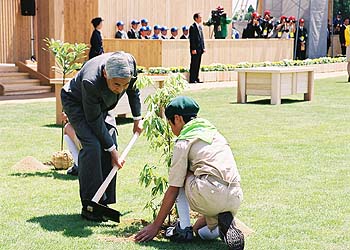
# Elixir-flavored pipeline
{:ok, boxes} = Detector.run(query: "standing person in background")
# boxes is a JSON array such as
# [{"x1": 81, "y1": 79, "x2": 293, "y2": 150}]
[
  {"x1": 296, "y1": 18, "x2": 308, "y2": 60},
  {"x1": 180, "y1": 26, "x2": 189, "y2": 39},
  {"x1": 146, "y1": 26, "x2": 152, "y2": 38},
  {"x1": 128, "y1": 20, "x2": 140, "y2": 39},
  {"x1": 89, "y1": 17, "x2": 104, "y2": 59},
  {"x1": 170, "y1": 27, "x2": 178, "y2": 39},
  {"x1": 273, "y1": 15, "x2": 287, "y2": 39},
  {"x1": 288, "y1": 16, "x2": 297, "y2": 39},
  {"x1": 204, "y1": 6, "x2": 231, "y2": 39},
  {"x1": 152, "y1": 25, "x2": 161, "y2": 39},
  {"x1": 115, "y1": 21, "x2": 128, "y2": 39},
  {"x1": 242, "y1": 12, "x2": 262, "y2": 39},
  {"x1": 139, "y1": 18, "x2": 148, "y2": 37},
  {"x1": 260, "y1": 10, "x2": 274, "y2": 38},
  {"x1": 189, "y1": 13, "x2": 205, "y2": 84},
  {"x1": 345, "y1": 22, "x2": 350, "y2": 82},
  {"x1": 161, "y1": 26, "x2": 169, "y2": 39},
  {"x1": 339, "y1": 17, "x2": 349, "y2": 56},
  {"x1": 333, "y1": 11, "x2": 342, "y2": 35},
  {"x1": 139, "y1": 27, "x2": 149, "y2": 39},
  {"x1": 327, "y1": 19, "x2": 331, "y2": 55},
  {"x1": 231, "y1": 21, "x2": 240, "y2": 39}
]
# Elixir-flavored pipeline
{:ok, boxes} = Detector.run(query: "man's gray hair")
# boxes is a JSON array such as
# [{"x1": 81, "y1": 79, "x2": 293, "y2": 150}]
[{"x1": 105, "y1": 51, "x2": 135, "y2": 79}]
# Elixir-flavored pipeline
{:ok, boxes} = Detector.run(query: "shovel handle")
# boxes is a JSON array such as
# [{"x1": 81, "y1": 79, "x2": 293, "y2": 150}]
[{"x1": 92, "y1": 132, "x2": 140, "y2": 203}]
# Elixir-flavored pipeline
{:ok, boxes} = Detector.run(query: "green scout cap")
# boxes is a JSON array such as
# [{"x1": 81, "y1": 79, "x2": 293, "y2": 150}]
[{"x1": 165, "y1": 96, "x2": 200, "y2": 119}]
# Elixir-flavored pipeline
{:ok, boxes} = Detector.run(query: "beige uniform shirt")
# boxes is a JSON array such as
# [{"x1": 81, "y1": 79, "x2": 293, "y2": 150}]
[{"x1": 169, "y1": 132, "x2": 241, "y2": 187}]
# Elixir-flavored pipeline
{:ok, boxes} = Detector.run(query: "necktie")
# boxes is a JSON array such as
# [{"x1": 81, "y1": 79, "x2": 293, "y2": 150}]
[{"x1": 199, "y1": 25, "x2": 204, "y2": 40}]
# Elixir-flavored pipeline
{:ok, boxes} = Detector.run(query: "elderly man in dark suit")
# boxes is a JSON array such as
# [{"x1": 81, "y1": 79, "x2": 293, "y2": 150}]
[
  {"x1": 189, "y1": 13, "x2": 205, "y2": 83},
  {"x1": 61, "y1": 52, "x2": 142, "y2": 222}
]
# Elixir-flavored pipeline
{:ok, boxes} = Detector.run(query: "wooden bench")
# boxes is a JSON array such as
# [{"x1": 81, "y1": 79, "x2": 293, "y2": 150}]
[
  {"x1": 50, "y1": 75, "x2": 166, "y2": 125},
  {"x1": 235, "y1": 67, "x2": 314, "y2": 105}
]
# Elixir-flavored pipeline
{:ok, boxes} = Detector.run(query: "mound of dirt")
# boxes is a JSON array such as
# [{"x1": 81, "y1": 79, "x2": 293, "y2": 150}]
[
  {"x1": 12, "y1": 156, "x2": 52, "y2": 172},
  {"x1": 235, "y1": 218, "x2": 254, "y2": 237}
]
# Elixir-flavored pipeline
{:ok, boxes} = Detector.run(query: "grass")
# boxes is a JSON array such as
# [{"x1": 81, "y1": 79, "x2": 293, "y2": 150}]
[{"x1": 0, "y1": 76, "x2": 350, "y2": 250}]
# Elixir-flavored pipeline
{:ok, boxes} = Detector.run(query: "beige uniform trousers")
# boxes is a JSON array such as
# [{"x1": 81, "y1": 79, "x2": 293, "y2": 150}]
[{"x1": 185, "y1": 174, "x2": 243, "y2": 230}]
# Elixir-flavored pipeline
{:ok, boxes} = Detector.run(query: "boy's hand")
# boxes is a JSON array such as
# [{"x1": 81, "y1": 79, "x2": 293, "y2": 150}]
[{"x1": 134, "y1": 223, "x2": 161, "y2": 242}]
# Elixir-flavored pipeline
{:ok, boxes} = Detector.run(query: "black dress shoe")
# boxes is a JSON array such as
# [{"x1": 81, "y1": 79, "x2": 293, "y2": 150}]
[
  {"x1": 189, "y1": 81, "x2": 197, "y2": 84},
  {"x1": 67, "y1": 164, "x2": 78, "y2": 176},
  {"x1": 196, "y1": 80, "x2": 203, "y2": 83},
  {"x1": 348, "y1": 76, "x2": 350, "y2": 82}
]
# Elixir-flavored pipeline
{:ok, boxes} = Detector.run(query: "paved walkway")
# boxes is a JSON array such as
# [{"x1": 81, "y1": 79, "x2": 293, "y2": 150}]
[{"x1": 0, "y1": 71, "x2": 347, "y2": 105}]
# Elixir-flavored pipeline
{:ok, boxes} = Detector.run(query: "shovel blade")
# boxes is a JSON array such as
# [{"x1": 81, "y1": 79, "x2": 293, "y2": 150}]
[{"x1": 83, "y1": 200, "x2": 121, "y2": 223}]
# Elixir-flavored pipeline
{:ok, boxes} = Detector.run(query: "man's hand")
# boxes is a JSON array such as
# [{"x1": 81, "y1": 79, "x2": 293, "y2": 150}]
[
  {"x1": 61, "y1": 112, "x2": 68, "y2": 123},
  {"x1": 134, "y1": 223, "x2": 161, "y2": 242},
  {"x1": 191, "y1": 50, "x2": 197, "y2": 55},
  {"x1": 203, "y1": 49, "x2": 206, "y2": 53},
  {"x1": 133, "y1": 119, "x2": 143, "y2": 134},
  {"x1": 110, "y1": 149, "x2": 125, "y2": 169}
]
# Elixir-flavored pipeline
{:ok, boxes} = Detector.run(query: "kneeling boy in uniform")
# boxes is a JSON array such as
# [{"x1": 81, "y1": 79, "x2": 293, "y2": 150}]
[{"x1": 135, "y1": 96, "x2": 244, "y2": 250}]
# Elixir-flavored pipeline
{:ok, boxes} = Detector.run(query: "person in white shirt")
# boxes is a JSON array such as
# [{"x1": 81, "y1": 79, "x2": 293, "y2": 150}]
[{"x1": 115, "y1": 21, "x2": 128, "y2": 39}]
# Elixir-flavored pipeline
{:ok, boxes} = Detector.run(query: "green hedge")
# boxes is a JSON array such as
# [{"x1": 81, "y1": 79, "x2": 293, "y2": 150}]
[{"x1": 137, "y1": 57, "x2": 347, "y2": 75}]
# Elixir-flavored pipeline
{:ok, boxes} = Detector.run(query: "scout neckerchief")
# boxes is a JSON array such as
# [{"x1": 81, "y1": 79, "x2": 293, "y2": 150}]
[{"x1": 177, "y1": 118, "x2": 217, "y2": 144}]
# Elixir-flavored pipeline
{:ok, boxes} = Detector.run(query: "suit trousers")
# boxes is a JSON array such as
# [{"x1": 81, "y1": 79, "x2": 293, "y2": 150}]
[
  {"x1": 190, "y1": 52, "x2": 203, "y2": 83},
  {"x1": 61, "y1": 92, "x2": 117, "y2": 205}
]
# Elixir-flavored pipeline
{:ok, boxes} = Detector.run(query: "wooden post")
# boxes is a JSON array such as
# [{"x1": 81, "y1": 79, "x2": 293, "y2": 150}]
[
  {"x1": 36, "y1": 0, "x2": 64, "y2": 79},
  {"x1": 237, "y1": 72, "x2": 247, "y2": 103},
  {"x1": 271, "y1": 73, "x2": 281, "y2": 105},
  {"x1": 304, "y1": 70, "x2": 314, "y2": 101},
  {"x1": 257, "y1": 0, "x2": 264, "y2": 15}
]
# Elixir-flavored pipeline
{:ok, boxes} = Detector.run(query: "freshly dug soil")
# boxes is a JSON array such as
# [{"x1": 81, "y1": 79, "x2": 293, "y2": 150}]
[{"x1": 12, "y1": 156, "x2": 52, "y2": 172}]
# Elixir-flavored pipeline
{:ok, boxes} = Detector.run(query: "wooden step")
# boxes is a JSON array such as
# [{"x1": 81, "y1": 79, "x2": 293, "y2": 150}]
[
  {"x1": 0, "y1": 79, "x2": 41, "y2": 86},
  {"x1": 4, "y1": 85, "x2": 52, "y2": 96},
  {"x1": 0, "y1": 64, "x2": 18, "y2": 72},
  {"x1": 0, "y1": 72, "x2": 30, "y2": 79}
]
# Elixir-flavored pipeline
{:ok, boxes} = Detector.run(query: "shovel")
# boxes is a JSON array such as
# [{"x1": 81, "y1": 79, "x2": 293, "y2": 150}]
[{"x1": 83, "y1": 132, "x2": 140, "y2": 222}]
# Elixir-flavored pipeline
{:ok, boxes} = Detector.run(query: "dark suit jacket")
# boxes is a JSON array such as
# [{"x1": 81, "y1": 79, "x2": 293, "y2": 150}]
[
  {"x1": 244, "y1": 22, "x2": 262, "y2": 38},
  {"x1": 127, "y1": 29, "x2": 139, "y2": 39},
  {"x1": 89, "y1": 29, "x2": 104, "y2": 59},
  {"x1": 339, "y1": 25, "x2": 346, "y2": 45},
  {"x1": 189, "y1": 23, "x2": 205, "y2": 53},
  {"x1": 61, "y1": 53, "x2": 141, "y2": 150},
  {"x1": 180, "y1": 34, "x2": 188, "y2": 39}
]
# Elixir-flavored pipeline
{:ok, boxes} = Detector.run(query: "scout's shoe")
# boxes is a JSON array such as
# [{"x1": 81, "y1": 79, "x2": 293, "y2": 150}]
[
  {"x1": 165, "y1": 221, "x2": 194, "y2": 242},
  {"x1": 67, "y1": 164, "x2": 78, "y2": 176},
  {"x1": 218, "y1": 212, "x2": 245, "y2": 250}
]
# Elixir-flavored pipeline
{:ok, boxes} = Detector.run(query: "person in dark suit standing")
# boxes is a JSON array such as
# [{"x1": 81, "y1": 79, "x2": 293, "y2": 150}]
[
  {"x1": 61, "y1": 52, "x2": 142, "y2": 222},
  {"x1": 189, "y1": 13, "x2": 205, "y2": 83},
  {"x1": 339, "y1": 18, "x2": 349, "y2": 56},
  {"x1": 127, "y1": 20, "x2": 140, "y2": 39},
  {"x1": 296, "y1": 18, "x2": 308, "y2": 60},
  {"x1": 89, "y1": 17, "x2": 104, "y2": 59}
]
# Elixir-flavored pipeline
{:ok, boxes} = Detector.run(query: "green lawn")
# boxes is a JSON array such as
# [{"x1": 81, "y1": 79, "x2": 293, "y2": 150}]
[{"x1": 0, "y1": 76, "x2": 349, "y2": 250}]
